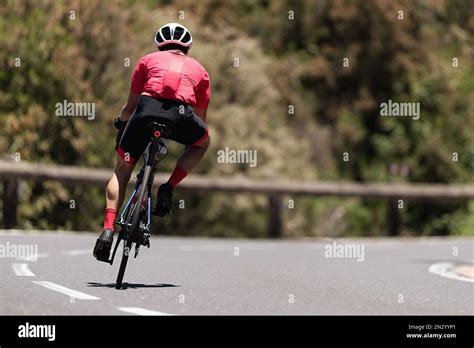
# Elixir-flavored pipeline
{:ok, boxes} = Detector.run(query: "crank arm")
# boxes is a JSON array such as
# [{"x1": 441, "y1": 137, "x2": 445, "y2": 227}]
[{"x1": 108, "y1": 229, "x2": 123, "y2": 265}]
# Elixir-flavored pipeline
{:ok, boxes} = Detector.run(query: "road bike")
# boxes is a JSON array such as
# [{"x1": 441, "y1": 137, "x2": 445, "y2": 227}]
[{"x1": 105, "y1": 122, "x2": 171, "y2": 289}]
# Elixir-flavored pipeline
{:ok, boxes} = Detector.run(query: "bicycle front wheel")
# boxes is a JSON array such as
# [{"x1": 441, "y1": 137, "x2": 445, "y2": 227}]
[{"x1": 115, "y1": 164, "x2": 152, "y2": 289}]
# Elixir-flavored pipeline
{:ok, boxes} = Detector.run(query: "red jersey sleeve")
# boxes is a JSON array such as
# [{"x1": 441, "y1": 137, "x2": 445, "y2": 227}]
[
  {"x1": 195, "y1": 72, "x2": 210, "y2": 109},
  {"x1": 130, "y1": 57, "x2": 147, "y2": 95}
]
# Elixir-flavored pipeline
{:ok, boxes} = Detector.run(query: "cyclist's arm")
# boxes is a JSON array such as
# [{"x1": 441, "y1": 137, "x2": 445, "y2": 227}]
[
  {"x1": 118, "y1": 92, "x2": 140, "y2": 121},
  {"x1": 119, "y1": 56, "x2": 146, "y2": 122},
  {"x1": 193, "y1": 107, "x2": 207, "y2": 123}
]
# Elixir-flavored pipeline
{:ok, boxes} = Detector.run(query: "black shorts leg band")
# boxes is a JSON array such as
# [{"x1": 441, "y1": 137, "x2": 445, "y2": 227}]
[{"x1": 190, "y1": 128, "x2": 209, "y2": 147}]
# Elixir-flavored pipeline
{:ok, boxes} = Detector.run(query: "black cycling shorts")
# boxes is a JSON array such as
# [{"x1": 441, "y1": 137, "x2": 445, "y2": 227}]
[{"x1": 117, "y1": 95, "x2": 208, "y2": 164}]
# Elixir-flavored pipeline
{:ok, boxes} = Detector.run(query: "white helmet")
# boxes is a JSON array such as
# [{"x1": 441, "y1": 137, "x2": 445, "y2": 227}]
[{"x1": 154, "y1": 23, "x2": 193, "y2": 48}]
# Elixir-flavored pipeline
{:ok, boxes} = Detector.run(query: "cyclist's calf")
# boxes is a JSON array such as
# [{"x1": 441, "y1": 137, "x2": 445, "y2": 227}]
[{"x1": 106, "y1": 154, "x2": 136, "y2": 212}]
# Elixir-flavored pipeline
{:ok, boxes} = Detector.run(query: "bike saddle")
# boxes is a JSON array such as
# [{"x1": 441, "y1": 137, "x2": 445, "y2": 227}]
[{"x1": 146, "y1": 122, "x2": 172, "y2": 138}]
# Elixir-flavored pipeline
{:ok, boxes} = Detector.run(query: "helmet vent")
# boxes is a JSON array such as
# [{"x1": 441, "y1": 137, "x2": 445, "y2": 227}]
[
  {"x1": 155, "y1": 32, "x2": 164, "y2": 43},
  {"x1": 173, "y1": 27, "x2": 185, "y2": 40},
  {"x1": 161, "y1": 26, "x2": 172, "y2": 40},
  {"x1": 182, "y1": 32, "x2": 191, "y2": 43}
]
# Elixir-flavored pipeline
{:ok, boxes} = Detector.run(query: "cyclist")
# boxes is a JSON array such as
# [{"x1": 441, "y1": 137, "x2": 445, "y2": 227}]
[{"x1": 93, "y1": 23, "x2": 210, "y2": 261}]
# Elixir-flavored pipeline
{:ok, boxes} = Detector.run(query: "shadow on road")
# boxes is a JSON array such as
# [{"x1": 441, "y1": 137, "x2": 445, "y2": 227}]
[{"x1": 87, "y1": 282, "x2": 180, "y2": 289}]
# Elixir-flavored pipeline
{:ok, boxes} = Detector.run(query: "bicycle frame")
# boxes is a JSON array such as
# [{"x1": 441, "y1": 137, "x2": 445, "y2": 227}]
[{"x1": 107, "y1": 135, "x2": 168, "y2": 265}]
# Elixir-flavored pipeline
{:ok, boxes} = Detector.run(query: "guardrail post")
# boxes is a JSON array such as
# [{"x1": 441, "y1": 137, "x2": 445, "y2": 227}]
[
  {"x1": 387, "y1": 199, "x2": 400, "y2": 236},
  {"x1": 3, "y1": 178, "x2": 19, "y2": 229},
  {"x1": 268, "y1": 194, "x2": 282, "y2": 238}
]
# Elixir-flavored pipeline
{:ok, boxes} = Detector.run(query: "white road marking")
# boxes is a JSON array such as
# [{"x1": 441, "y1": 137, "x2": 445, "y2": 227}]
[
  {"x1": 12, "y1": 263, "x2": 35, "y2": 276},
  {"x1": 61, "y1": 249, "x2": 91, "y2": 256},
  {"x1": 178, "y1": 244, "x2": 274, "y2": 251},
  {"x1": 429, "y1": 262, "x2": 474, "y2": 283},
  {"x1": 32, "y1": 281, "x2": 100, "y2": 300},
  {"x1": 118, "y1": 307, "x2": 171, "y2": 316},
  {"x1": 178, "y1": 245, "x2": 227, "y2": 251}
]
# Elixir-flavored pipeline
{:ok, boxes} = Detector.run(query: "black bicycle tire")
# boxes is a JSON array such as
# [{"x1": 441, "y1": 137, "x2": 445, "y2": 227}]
[{"x1": 115, "y1": 164, "x2": 152, "y2": 289}]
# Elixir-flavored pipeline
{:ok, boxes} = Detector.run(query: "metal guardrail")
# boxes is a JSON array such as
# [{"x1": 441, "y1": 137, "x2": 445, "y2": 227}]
[{"x1": 1, "y1": 159, "x2": 474, "y2": 236}]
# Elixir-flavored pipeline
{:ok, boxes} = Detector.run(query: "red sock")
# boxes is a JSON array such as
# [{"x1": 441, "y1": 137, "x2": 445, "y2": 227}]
[
  {"x1": 168, "y1": 166, "x2": 188, "y2": 188},
  {"x1": 103, "y1": 208, "x2": 117, "y2": 231}
]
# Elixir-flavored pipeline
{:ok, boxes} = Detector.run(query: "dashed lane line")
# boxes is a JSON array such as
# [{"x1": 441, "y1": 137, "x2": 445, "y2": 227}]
[
  {"x1": 118, "y1": 307, "x2": 171, "y2": 316},
  {"x1": 61, "y1": 249, "x2": 91, "y2": 256},
  {"x1": 32, "y1": 281, "x2": 100, "y2": 300},
  {"x1": 429, "y1": 262, "x2": 474, "y2": 283},
  {"x1": 12, "y1": 263, "x2": 35, "y2": 276}
]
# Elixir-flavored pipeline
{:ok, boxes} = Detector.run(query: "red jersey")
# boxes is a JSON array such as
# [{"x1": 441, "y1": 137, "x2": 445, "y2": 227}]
[{"x1": 130, "y1": 50, "x2": 210, "y2": 109}]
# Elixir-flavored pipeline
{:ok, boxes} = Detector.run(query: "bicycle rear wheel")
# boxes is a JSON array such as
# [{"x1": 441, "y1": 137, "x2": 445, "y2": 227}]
[{"x1": 115, "y1": 164, "x2": 152, "y2": 289}]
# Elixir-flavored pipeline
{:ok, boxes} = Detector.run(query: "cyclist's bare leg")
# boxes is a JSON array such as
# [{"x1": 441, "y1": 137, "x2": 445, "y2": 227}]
[
  {"x1": 106, "y1": 154, "x2": 136, "y2": 212},
  {"x1": 94, "y1": 154, "x2": 135, "y2": 259},
  {"x1": 154, "y1": 136, "x2": 209, "y2": 216},
  {"x1": 176, "y1": 136, "x2": 210, "y2": 173}
]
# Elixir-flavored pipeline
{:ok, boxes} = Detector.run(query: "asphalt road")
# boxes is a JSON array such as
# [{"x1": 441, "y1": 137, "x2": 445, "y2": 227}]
[{"x1": 0, "y1": 230, "x2": 472, "y2": 315}]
